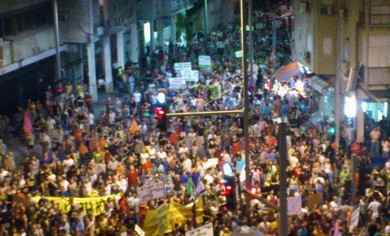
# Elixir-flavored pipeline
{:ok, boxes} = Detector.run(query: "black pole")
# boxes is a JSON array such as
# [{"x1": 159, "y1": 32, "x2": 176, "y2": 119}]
[
  {"x1": 278, "y1": 122, "x2": 288, "y2": 236},
  {"x1": 240, "y1": 0, "x2": 251, "y2": 224}
]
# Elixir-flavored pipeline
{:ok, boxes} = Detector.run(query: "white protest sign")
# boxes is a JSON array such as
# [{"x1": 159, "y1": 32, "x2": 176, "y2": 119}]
[
  {"x1": 185, "y1": 223, "x2": 214, "y2": 236},
  {"x1": 138, "y1": 182, "x2": 165, "y2": 203},
  {"x1": 204, "y1": 158, "x2": 219, "y2": 170},
  {"x1": 235, "y1": 50, "x2": 243, "y2": 58},
  {"x1": 135, "y1": 224, "x2": 145, "y2": 236},
  {"x1": 198, "y1": 55, "x2": 211, "y2": 70},
  {"x1": 287, "y1": 196, "x2": 302, "y2": 215},
  {"x1": 174, "y1": 62, "x2": 192, "y2": 72},
  {"x1": 169, "y1": 77, "x2": 187, "y2": 89},
  {"x1": 181, "y1": 70, "x2": 199, "y2": 82}
]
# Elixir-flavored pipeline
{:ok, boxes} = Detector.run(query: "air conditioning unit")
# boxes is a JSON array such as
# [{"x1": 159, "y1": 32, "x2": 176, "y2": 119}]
[
  {"x1": 319, "y1": 5, "x2": 333, "y2": 15},
  {"x1": 96, "y1": 27, "x2": 104, "y2": 36}
]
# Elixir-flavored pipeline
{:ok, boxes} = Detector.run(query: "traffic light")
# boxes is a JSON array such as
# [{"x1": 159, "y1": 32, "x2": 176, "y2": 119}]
[
  {"x1": 154, "y1": 107, "x2": 167, "y2": 133},
  {"x1": 248, "y1": 185, "x2": 258, "y2": 195},
  {"x1": 223, "y1": 176, "x2": 237, "y2": 212},
  {"x1": 328, "y1": 126, "x2": 335, "y2": 135},
  {"x1": 154, "y1": 107, "x2": 166, "y2": 120}
]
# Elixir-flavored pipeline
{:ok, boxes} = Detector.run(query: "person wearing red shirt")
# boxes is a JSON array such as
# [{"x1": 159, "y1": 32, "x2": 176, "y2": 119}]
[
  {"x1": 265, "y1": 133, "x2": 277, "y2": 147},
  {"x1": 127, "y1": 165, "x2": 139, "y2": 191},
  {"x1": 118, "y1": 194, "x2": 128, "y2": 213},
  {"x1": 142, "y1": 158, "x2": 153, "y2": 174},
  {"x1": 350, "y1": 140, "x2": 362, "y2": 156}
]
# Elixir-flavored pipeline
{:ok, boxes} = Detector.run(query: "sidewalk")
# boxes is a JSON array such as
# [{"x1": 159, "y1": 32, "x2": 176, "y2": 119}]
[{"x1": 7, "y1": 89, "x2": 121, "y2": 166}]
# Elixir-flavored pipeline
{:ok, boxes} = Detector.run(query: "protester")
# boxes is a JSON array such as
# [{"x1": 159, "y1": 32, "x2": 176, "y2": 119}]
[{"x1": 0, "y1": 2, "x2": 388, "y2": 236}]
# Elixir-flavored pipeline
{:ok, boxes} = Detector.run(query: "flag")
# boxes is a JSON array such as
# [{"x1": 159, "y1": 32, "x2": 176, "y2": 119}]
[
  {"x1": 195, "y1": 181, "x2": 206, "y2": 199},
  {"x1": 23, "y1": 112, "x2": 32, "y2": 135},
  {"x1": 130, "y1": 118, "x2": 139, "y2": 134},
  {"x1": 333, "y1": 220, "x2": 340, "y2": 236},
  {"x1": 349, "y1": 207, "x2": 360, "y2": 233},
  {"x1": 186, "y1": 175, "x2": 194, "y2": 196}
]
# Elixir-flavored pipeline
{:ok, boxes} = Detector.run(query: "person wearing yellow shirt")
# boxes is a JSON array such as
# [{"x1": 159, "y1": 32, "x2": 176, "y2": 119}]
[
  {"x1": 93, "y1": 147, "x2": 104, "y2": 164},
  {"x1": 312, "y1": 224, "x2": 326, "y2": 236},
  {"x1": 76, "y1": 83, "x2": 84, "y2": 98}
]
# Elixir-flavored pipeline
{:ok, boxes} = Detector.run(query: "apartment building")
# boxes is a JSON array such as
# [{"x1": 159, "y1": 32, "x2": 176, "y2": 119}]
[
  {"x1": 292, "y1": 0, "x2": 390, "y2": 142},
  {"x1": 0, "y1": 0, "x2": 139, "y2": 113}
]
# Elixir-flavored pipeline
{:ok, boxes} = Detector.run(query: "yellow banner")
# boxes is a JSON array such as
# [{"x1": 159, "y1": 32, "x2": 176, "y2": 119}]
[
  {"x1": 144, "y1": 199, "x2": 204, "y2": 236},
  {"x1": 31, "y1": 195, "x2": 118, "y2": 216}
]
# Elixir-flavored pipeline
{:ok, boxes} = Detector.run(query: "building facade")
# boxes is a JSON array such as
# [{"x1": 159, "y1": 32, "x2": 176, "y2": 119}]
[
  {"x1": 292, "y1": 0, "x2": 390, "y2": 144},
  {"x1": 0, "y1": 0, "x2": 140, "y2": 113}
]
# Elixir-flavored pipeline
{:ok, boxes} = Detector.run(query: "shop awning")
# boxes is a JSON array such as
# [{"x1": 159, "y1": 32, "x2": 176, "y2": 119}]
[
  {"x1": 273, "y1": 61, "x2": 304, "y2": 82},
  {"x1": 308, "y1": 75, "x2": 332, "y2": 94}
]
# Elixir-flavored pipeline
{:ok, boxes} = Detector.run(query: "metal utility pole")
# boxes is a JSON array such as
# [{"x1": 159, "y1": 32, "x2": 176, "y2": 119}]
[
  {"x1": 351, "y1": 154, "x2": 357, "y2": 205},
  {"x1": 248, "y1": 0, "x2": 254, "y2": 90},
  {"x1": 278, "y1": 122, "x2": 288, "y2": 236},
  {"x1": 204, "y1": 0, "x2": 208, "y2": 33},
  {"x1": 53, "y1": 0, "x2": 61, "y2": 80},
  {"x1": 272, "y1": 17, "x2": 277, "y2": 69},
  {"x1": 240, "y1": 0, "x2": 251, "y2": 223}
]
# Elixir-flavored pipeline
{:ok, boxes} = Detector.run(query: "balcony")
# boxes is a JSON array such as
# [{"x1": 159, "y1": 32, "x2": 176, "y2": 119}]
[{"x1": 0, "y1": 27, "x2": 55, "y2": 68}]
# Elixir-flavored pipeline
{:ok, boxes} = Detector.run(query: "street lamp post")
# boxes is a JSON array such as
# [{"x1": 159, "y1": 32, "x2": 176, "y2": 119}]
[
  {"x1": 53, "y1": 0, "x2": 61, "y2": 81},
  {"x1": 204, "y1": 0, "x2": 208, "y2": 33},
  {"x1": 240, "y1": 0, "x2": 251, "y2": 223}
]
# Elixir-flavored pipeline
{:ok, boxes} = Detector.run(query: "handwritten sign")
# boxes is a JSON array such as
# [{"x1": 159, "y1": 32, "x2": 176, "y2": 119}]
[
  {"x1": 174, "y1": 62, "x2": 192, "y2": 72},
  {"x1": 287, "y1": 196, "x2": 302, "y2": 215},
  {"x1": 138, "y1": 182, "x2": 165, "y2": 203},
  {"x1": 186, "y1": 223, "x2": 214, "y2": 236},
  {"x1": 169, "y1": 77, "x2": 187, "y2": 89},
  {"x1": 199, "y1": 55, "x2": 211, "y2": 70},
  {"x1": 181, "y1": 70, "x2": 199, "y2": 82},
  {"x1": 235, "y1": 50, "x2": 243, "y2": 58},
  {"x1": 204, "y1": 158, "x2": 219, "y2": 170}
]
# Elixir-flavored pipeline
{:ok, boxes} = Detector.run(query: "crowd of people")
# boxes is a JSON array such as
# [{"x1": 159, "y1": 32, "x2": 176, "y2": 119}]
[{"x1": 0, "y1": 2, "x2": 389, "y2": 236}]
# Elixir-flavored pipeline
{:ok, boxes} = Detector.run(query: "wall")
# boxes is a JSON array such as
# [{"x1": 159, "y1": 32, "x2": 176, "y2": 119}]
[
  {"x1": 313, "y1": 2, "x2": 337, "y2": 75},
  {"x1": 58, "y1": 0, "x2": 99, "y2": 43},
  {"x1": 292, "y1": 0, "x2": 315, "y2": 70},
  {"x1": 0, "y1": 0, "x2": 49, "y2": 14},
  {"x1": 1, "y1": 27, "x2": 55, "y2": 66}
]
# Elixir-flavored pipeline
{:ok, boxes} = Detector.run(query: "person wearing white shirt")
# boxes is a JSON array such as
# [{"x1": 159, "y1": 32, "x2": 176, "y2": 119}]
[
  {"x1": 382, "y1": 137, "x2": 390, "y2": 157},
  {"x1": 63, "y1": 156, "x2": 75, "y2": 173},
  {"x1": 178, "y1": 143, "x2": 189, "y2": 155},
  {"x1": 59, "y1": 177, "x2": 69, "y2": 192},
  {"x1": 368, "y1": 199, "x2": 381, "y2": 218},
  {"x1": 204, "y1": 169, "x2": 214, "y2": 187},
  {"x1": 0, "y1": 168, "x2": 9, "y2": 181},
  {"x1": 88, "y1": 112, "x2": 95, "y2": 129},
  {"x1": 108, "y1": 111, "x2": 116, "y2": 125},
  {"x1": 133, "y1": 90, "x2": 142, "y2": 103},
  {"x1": 107, "y1": 157, "x2": 119, "y2": 172},
  {"x1": 182, "y1": 156, "x2": 192, "y2": 172},
  {"x1": 156, "y1": 150, "x2": 167, "y2": 159},
  {"x1": 140, "y1": 152, "x2": 150, "y2": 164}
]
